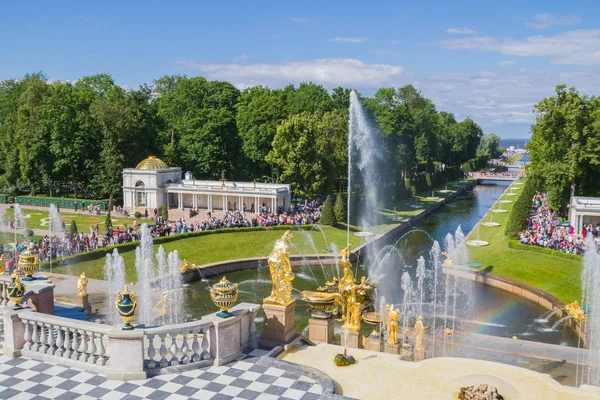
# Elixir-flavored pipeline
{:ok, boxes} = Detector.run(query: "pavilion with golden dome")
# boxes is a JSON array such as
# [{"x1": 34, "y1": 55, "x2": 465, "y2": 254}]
[{"x1": 122, "y1": 156, "x2": 291, "y2": 214}]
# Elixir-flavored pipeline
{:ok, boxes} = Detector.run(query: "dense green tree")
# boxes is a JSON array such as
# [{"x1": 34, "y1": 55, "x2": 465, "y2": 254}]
[
  {"x1": 319, "y1": 195, "x2": 337, "y2": 226},
  {"x1": 334, "y1": 193, "x2": 347, "y2": 223},
  {"x1": 284, "y1": 82, "x2": 332, "y2": 115},
  {"x1": 70, "y1": 220, "x2": 78, "y2": 234},
  {"x1": 105, "y1": 211, "x2": 113, "y2": 231},
  {"x1": 162, "y1": 203, "x2": 169, "y2": 221},
  {"x1": 477, "y1": 133, "x2": 501, "y2": 158}
]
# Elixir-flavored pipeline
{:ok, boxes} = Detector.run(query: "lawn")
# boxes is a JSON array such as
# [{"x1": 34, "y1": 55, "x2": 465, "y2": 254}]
[
  {"x1": 45, "y1": 224, "x2": 380, "y2": 282},
  {"x1": 0, "y1": 232, "x2": 44, "y2": 246},
  {"x1": 466, "y1": 181, "x2": 582, "y2": 303},
  {"x1": 2, "y1": 208, "x2": 152, "y2": 233}
]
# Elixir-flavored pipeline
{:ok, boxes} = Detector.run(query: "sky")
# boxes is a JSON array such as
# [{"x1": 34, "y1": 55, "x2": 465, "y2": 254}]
[{"x1": 2, "y1": 0, "x2": 600, "y2": 139}]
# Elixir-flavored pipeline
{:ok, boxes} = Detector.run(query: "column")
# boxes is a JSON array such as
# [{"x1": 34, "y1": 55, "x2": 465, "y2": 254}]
[
  {"x1": 208, "y1": 194, "x2": 213, "y2": 212},
  {"x1": 224, "y1": 195, "x2": 228, "y2": 211},
  {"x1": 271, "y1": 198, "x2": 276, "y2": 214},
  {"x1": 178, "y1": 193, "x2": 183, "y2": 210},
  {"x1": 193, "y1": 194, "x2": 197, "y2": 210},
  {"x1": 131, "y1": 191, "x2": 135, "y2": 214},
  {"x1": 255, "y1": 197, "x2": 259, "y2": 213},
  {"x1": 239, "y1": 196, "x2": 243, "y2": 212}
]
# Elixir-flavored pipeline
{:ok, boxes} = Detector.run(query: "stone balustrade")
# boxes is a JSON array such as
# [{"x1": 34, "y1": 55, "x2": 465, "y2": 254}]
[
  {"x1": 144, "y1": 319, "x2": 213, "y2": 375},
  {"x1": 0, "y1": 275, "x2": 55, "y2": 314},
  {"x1": 0, "y1": 278, "x2": 9, "y2": 306},
  {"x1": 1, "y1": 302, "x2": 261, "y2": 380}
]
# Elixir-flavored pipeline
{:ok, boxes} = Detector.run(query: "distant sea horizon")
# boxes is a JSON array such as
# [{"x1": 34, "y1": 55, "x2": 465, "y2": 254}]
[{"x1": 500, "y1": 138, "x2": 529, "y2": 150}]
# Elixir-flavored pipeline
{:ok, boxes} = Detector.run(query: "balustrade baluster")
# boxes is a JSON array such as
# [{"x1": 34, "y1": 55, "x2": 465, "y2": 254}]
[
  {"x1": 191, "y1": 330, "x2": 200, "y2": 362},
  {"x1": 87, "y1": 331, "x2": 97, "y2": 364},
  {"x1": 78, "y1": 330, "x2": 88, "y2": 362},
  {"x1": 55, "y1": 327, "x2": 65, "y2": 357},
  {"x1": 169, "y1": 333, "x2": 180, "y2": 366},
  {"x1": 96, "y1": 334, "x2": 107, "y2": 366},
  {"x1": 0, "y1": 283, "x2": 7, "y2": 305},
  {"x1": 249, "y1": 310, "x2": 258, "y2": 349},
  {"x1": 39, "y1": 323, "x2": 47, "y2": 354},
  {"x1": 70, "y1": 328, "x2": 79, "y2": 360},
  {"x1": 31, "y1": 322, "x2": 40, "y2": 352},
  {"x1": 23, "y1": 320, "x2": 33, "y2": 350},
  {"x1": 200, "y1": 328, "x2": 209, "y2": 360},
  {"x1": 146, "y1": 333, "x2": 156, "y2": 369},
  {"x1": 159, "y1": 333, "x2": 168, "y2": 368},
  {"x1": 46, "y1": 323, "x2": 56, "y2": 355},
  {"x1": 180, "y1": 332, "x2": 190, "y2": 364},
  {"x1": 63, "y1": 328, "x2": 72, "y2": 358}
]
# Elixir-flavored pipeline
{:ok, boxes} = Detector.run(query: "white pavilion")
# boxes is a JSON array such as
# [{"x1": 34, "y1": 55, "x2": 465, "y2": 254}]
[{"x1": 122, "y1": 156, "x2": 292, "y2": 214}]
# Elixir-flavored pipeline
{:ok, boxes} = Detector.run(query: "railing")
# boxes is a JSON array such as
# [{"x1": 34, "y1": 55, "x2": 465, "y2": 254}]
[
  {"x1": 19, "y1": 311, "x2": 112, "y2": 374},
  {"x1": 144, "y1": 319, "x2": 213, "y2": 374},
  {"x1": 0, "y1": 279, "x2": 9, "y2": 306}
]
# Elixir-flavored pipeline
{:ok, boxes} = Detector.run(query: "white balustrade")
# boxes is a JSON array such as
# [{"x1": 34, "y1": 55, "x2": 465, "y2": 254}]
[
  {"x1": 144, "y1": 319, "x2": 213, "y2": 372},
  {"x1": 19, "y1": 311, "x2": 111, "y2": 373},
  {"x1": 0, "y1": 280, "x2": 9, "y2": 306}
]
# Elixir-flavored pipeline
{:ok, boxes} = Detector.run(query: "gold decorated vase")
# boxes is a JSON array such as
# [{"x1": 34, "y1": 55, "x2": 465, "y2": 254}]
[
  {"x1": 116, "y1": 285, "x2": 138, "y2": 330},
  {"x1": 19, "y1": 248, "x2": 39, "y2": 281},
  {"x1": 362, "y1": 311, "x2": 382, "y2": 337},
  {"x1": 300, "y1": 291, "x2": 341, "y2": 319},
  {"x1": 7, "y1": 272, "x2": 26, "y2": 310},
  {"x1": 210, "y1": 276, "x2": 238, "y2": 318}
]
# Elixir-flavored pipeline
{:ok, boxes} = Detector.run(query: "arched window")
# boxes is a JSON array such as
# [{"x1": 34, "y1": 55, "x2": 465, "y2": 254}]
[
  {"x1": 166, "y1": 179, "x2": 173, "y2": 184},
  {"x1": 135, "y1": 181, "x2": 145, "y2": 188}
]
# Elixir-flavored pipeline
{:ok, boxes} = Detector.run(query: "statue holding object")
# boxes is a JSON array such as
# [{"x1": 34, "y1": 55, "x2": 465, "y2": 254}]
[{"x1": 264, "y1": 230, "x2": 295, "y2": 305}]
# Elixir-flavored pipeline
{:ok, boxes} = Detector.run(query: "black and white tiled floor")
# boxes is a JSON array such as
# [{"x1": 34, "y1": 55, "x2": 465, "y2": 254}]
[{"x1": 0, "y1": 347, "x2": 323, "y2": 400}]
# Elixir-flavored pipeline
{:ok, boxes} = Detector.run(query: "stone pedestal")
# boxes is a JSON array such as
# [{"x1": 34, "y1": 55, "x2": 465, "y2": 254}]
[
  {"x1": 340, "y1": 324, "x2": 362, "y2": 349},
  {"x1": 364, "y1": 335, "x2": 381, "y2": 352},
  {"x1": 414, "y1": 348, "x2": 426, "y2": 362},
  {"x1": 106, "y1": 329, "x2": 146, "y2": 381},
  {"x1": 77, "y1": 294, "x2": 91, "y2": 314},
  {"x1": 384, "y1": 342, "x2": 401, "y2": 355},
  {"x1": 25, "y1": 281, "x2": 55, "y2": 315},
  {"x1": 401, "y1": 343, "x2": 413, "y2": 361},
  {"x1": 308, "y1": 317, "x2": 334, "y2": 344},
  {"x1": 260, "y1": 301, "x2": 296, "y2": 347},
  {"x1": 1, "y1": 308, "x2": 27, "y2": 358}
]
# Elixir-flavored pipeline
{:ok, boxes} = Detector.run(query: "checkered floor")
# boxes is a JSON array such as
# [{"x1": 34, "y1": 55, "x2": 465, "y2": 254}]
[{"x1": 0, "y1": 347, "x2": 323, "y2": 400}]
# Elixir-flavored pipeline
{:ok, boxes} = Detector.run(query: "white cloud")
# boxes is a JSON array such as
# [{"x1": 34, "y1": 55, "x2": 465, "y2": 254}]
[
  {"x1": 526, "y1": 13, "x2": 580, "y2": 29},
  {"x1": 329, "y1": 36, "x2": 368, "y2": 43},
  {"x1": 447, "y1": 27, "x2": 477, "y2": 35},
  {"x1": 175, "y1": 58, "x2": 404, "y2": 88},
  {"x1": 498, "y1": 60, "x2": 515, "y2": 66},
  {"x1": 290, "y1": 17, "x2": 310, "y2": 23},
  {"x1": 232, "y1": 54, "x2": 252, "y2": 63},
  {"x1": 439, "y1": 30, "x2": 600, "y2": 66}
]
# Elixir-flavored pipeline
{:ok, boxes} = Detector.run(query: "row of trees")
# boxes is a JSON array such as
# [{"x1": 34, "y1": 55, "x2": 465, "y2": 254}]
[
  {"x1": 0, "y1": 72, "x2": 493, "y2": 205},
  {"x1": 527, "y1": 85, "x2": 600, "y2": 211}
]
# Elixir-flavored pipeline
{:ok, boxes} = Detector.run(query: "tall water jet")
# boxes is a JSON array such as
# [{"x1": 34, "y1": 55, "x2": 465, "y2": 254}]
[
  {"x1": 581, "y1": 237, "x2": 600, "y2": 386},
  {"x1": 135, "y1": 224, "x2": 156, "y2": 326},
  {"x1": 48, "y1": 204, "x2": 64, "y2": 273},
  {"x1": 13, "y1": 203, "x2": 25, "y2": 250},
  {"x1": 165, "y1": 250, "x2": 184, "y2": 325},
  {"x1": 416, "y1": 256, "x2": 426, "y2": 317},
  {"x1": 347, "y1": 91, "x2": 384, "y2": 244},
  {"x1": 401, "y1": 272, "x2": 412, "y2": 332},
  {"x1": 429, "y1": 240, "x2": 442, "y2": 358},
  {"x1": 103, "y1": 249, "x2": 126, "y2": 325}
]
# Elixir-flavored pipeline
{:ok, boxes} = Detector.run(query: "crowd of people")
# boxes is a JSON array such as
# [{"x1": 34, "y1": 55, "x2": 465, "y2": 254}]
[
  {"x1": 0, "y1": 200, "x2": 323, "y2": 263},
  {"x1": 519, "y1": 193, "x2": 600, "y2": 255},
  {"x1": 467, "y1": 171, "x2": 523, "y2": 179}
]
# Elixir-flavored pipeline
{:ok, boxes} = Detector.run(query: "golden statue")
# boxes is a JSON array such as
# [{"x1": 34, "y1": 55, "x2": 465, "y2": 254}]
[
  {"x1": 415, "y1": 315, "x2": 427, "y2": 350},
  {"x1": 344, "y1": 288, "x2": 362, "y2": 331},
  {"x1": 441, "y1": 251, "x2": 453, "y2": 267},
  {"x1": 388, "y1": 305, "x2": 400, "y2": 345},
  {"x1": 180, "y1": 259, "x2": 197, "y2": 273},
  {"x1": 264, "y1": 230, "x2": 295, "y2": 305},
  {"x1": 565, "y1": 301, "x2": 586, "y2": 322},
  {"x1": 0, "y1": 254, "x2": 5, "y2": 275},
  {"x1": 77, "y1": 272, "x2": 88, "y2": 297}
]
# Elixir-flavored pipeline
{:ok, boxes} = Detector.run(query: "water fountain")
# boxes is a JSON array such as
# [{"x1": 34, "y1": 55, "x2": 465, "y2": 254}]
[
  {"x1": 426, "y1": 191, "x2": 440, "y2": 201},
  {"x1": 13, "y1": 204, "x2": 25, "y2": 252},
  {"x1": 481, "y1": 213, "x2": 501, "y2": 227},
  {"x1": 103, "y1": 249, "x2": 126, "y2": 325},
  {"x1": 48, "y1": 204, "x2": 64, "y2": 273},
  {"x1": 579, "y1": 237, "x2": 600, "y2": 387},
  {"x1": 491, "y1": 201, "x2": 508, "y2": 214}
]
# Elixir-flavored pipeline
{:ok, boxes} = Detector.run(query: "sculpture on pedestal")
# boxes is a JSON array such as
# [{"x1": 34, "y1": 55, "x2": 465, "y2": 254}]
[
  {"x1": 77, "y1": 272, "x2": 88, "y2": 297},
  {"x1": 0, "y1": 254, "x2": 5, "y2": 275},
  {"x1": 415, "y1": 315, "x2": 427, "y2": 350},
  {"x1": 7, "y1": 271, "x2": 25, "y2": 310},
  {"x1": 387, "y1": 306, "x2": 400, "y2": 345},
  {"x1": 210, "y1": 276, "x2": 238, "y2": 318},
  {"x1": 264, "y1": 230, "x2": 295, "y2": 305}
]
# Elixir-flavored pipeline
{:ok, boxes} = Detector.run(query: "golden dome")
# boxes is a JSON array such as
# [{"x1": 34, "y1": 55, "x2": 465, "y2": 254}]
[{"x1": 135, "y1": 156, "x2": 169, "y2": 170}]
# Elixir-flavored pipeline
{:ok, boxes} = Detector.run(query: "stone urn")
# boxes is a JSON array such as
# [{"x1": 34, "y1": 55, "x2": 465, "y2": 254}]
[
  {"x1": 210, "y1": 276, "x2": 238, "y2": 318},
  {"x1": 300, "y1": 291, "x2": 341, "y2": 319},
  {"x1": 116, "y1": 285, "x2": 138, "y2": 330},
  {"x1": 362, "y1": 311, "x2": 382, "y2": 337},
  {"x1": 19, "y1": 248, "x2": 39, "y2": 281},
  {"x1": 7, "y1": 271, "x2": 26, "y2": 310}
]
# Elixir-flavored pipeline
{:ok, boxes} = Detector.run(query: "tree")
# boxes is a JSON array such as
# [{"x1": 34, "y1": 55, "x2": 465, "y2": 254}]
[
  {"x1": 320, "y1": 195, "x2": 337, "y2": 226},
  {"x1": 105, "y1": 211, "x2": 113, "y2": 231},
  {"x1": 284, "y1": 82, "x2": 333, "y2": 115},
  {"x1": 70, "y1": 220, "x2": 78, "y2": 235},
  {"x1": 334, "y1": 193, "x2": 347, "y2": 223},
  {"x1": 162, "y1": 203, "x2": 169, "y2": 221},
  {"x1": 477, "y1": 133, "x2": 501, "y2": 158}
]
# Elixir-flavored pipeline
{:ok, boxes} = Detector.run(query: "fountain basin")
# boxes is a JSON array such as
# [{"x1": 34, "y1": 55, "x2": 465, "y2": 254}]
[
  {"x1": 499, "y1": 200, "x2": 513, "y2": 203},
  {"x1": 354, "y1": 231, "x2": 375, "y2": 237},
  {"x1": 425, "y1": 197, "x2": 441, "y2": 201},
  {"x1": 481, "y1": 222, "x2": 501, "y2": 227},
  {"x1": 362, "y1": 311, "x2": 382, "y2": 337},
  {"x1": 506, "y1": 193, "x2": 517, "y2": 196},
  {"x1": 492, "y1": 209, "x2": 508, "y2": 213},
  {"x1": 467, "y1": 240, "x2": 490, "y2": 246}
]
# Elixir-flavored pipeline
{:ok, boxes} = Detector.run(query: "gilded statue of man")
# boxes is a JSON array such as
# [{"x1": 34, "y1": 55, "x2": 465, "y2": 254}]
[
  {"x1": 264, "y1": 230, "x2": 295, "y2": 305},
  {"x1": 77, "y1": 272, "x2": 88, "y2": 297},
  {"x1": 388, "y1": 305, "x2": 400, "y2": 345},
  {"x1": 415, "y1": 315, "x2": 427, "y2": 350}
]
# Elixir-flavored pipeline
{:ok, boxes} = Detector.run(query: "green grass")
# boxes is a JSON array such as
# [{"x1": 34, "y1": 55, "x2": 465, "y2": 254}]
[
  {"x1": 467, "y1": 181, "x2": 582, "y2": 303},
  {"x1": 45, "y1": 224, "x2": 373, "y2": 282},
  {"x1": 0, "y1": 232, "x2": 44, "y2": 245},
  {"x1": 2, "y1": 208, "x2": 151, "y2": 233}
]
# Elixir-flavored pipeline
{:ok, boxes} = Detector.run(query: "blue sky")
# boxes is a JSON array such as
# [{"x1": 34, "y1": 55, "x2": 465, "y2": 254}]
[{"x1": 2, "y1": 0, "x2": 600, "y2": 138}]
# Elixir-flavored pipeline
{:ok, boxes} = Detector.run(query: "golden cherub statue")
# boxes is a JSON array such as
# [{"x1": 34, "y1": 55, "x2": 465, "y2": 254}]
[
  {"x1": 0, "y1": 254, "x2": 5, "y2": 275},
  {"x1": 388, "y1": 305, "x2": 400, "y2": 345},
  {"x1": 77, "y1": 272, "x2": 88, "y2": 297},
  {"x1": 415, "y1": 315, "x2": 427, "y2": 350},
  {"x1": 264, "y1": 230, "x2": 295, "y2": 305}
]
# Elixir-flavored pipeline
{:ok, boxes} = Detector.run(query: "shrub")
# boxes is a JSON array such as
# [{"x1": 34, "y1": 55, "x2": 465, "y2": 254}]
[
  {"x1": 24, "y1": 229, "x2": 34, "y2": 237},
  {"x1": 425, "y1": 173, "x2": 433, "y2": 189},
  {"x1": 334, "y1": 193, "x2": 347, "y2": 222},
  {"x1": 319, "y1": 195, "x2": 337, "y2": 226},
  {"x1": 70, "y1": 220, "x2": 78, "y2": 235},
  {"x1": 105, "y1": 211, "x2": 113, "y2": 231},
  {"x1": 134, "y1": 211, "x2": 141, "y2": 219},
  {"x1": 162, "y1": 203, "x2": 169, "y2": 221},
  {"x1": 505, "y1": 180, "x2": 536, "y2": 240},
  {"x1": 507, "y1": 240, "x2": 581, "y2": 260}
]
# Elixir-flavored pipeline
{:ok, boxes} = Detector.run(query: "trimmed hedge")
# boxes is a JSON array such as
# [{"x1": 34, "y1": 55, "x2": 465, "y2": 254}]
[
  {"x1": 508, "y1": 240, "x2": 582, "y2": 261},
  {"x1": 320, "y1": 195, "x2": 337, "y2": 226},
  {"x1": 505, "y1": 179, "x2": 536, "y2": 240},
  {"x1": 0, "y1": 195, "x2": 7, "y2": 204},
  {"x1": 15, "y1": 195, "x2": 109, "y2": 210},
  {"x1": 40, "y1": 224, "x2": 316, "y2": 268}
]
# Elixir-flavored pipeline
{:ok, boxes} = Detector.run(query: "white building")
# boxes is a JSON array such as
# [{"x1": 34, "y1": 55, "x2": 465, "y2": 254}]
[
  {"x1": 569, "y1": 196, "x2": 600, "y2": 233},
  {"x1": 123, "y1": 156, "x2": 292, "y2": 214}
]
